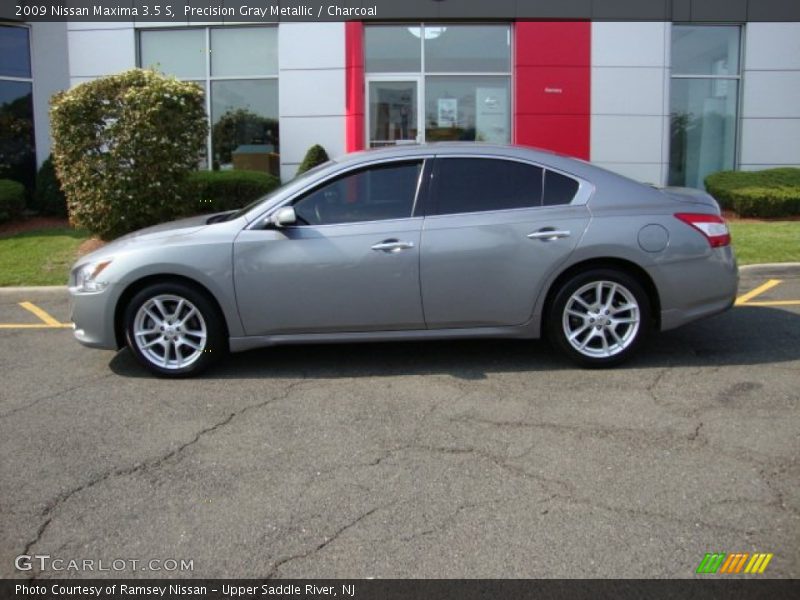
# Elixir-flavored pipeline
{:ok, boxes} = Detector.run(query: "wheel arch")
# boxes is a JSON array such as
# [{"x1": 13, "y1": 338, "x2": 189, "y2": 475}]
[
  {"x1": 114, "y1": 274, "x2": 230, "y2": 349},
  {"x1": 541, "y1": 257, "x2": 661, "y2": 332}
]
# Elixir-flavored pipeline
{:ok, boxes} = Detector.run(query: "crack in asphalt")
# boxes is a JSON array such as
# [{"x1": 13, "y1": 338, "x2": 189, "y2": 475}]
[
  {"x1": 0, "y1": 374, "x2": 115, "y2": 419},
  {"x1": 265, "y1": 504, "x2": 389, "y2": 579},
  {"x1": 18, "y1": 379, "x2": 306, "y2": 575}
]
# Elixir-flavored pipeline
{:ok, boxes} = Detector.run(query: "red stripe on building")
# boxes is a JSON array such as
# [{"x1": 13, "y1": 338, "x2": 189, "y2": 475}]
[
  {"x1": 345, "y1": 21, "x2": 365, "y2": 153},
  {"x1": 514, "y1": 21, "x2": 591, "y2": 159}
]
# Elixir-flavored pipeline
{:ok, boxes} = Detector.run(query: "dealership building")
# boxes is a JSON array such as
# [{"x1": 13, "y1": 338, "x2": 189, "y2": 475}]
[{"x1": 2, "y1": 1, "x2": 799, "y2": 190}]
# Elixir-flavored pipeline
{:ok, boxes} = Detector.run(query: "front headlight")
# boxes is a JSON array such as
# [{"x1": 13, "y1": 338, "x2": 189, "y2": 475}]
[{"x1": 74, "y1": 260, "x2": 113, "y2": 292}]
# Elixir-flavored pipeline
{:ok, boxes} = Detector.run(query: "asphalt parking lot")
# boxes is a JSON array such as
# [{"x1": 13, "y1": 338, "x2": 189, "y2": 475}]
[{"x1": 1, "y1": 266, "x2": 798, "y2": 579}]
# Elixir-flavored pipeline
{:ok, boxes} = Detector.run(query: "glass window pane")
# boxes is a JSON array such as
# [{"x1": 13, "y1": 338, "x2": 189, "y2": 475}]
[
  {"x1": 0, "y1": 25, "x2": 31, "y2": 78},
  {"x1": 368, "y1": 81, "x2": 418, "y2": 148},
  {"x1": 365, "y1": 26, "x2": 421, "y2": 73},
  {"x1": 211, "y1": 80, "x2": 279, "y2": 172},
  {"x1": 293, "y1": 161, "x2": 422, "y2": 225},
  {"x1": 0, "y1": 81, "x2": 35, "y2": 191},
  {"x1": 425, "y1": 76, "x2": 510, "y2": 143},
  {"x1": 140, "y1": 29, "x2": 205, "y2": 79},
  {"x1": 425, "y1": 25, "x2": 510, "y2": 73},
  {"x1": 432, "y1": 158, "x2": 543, "y2": 216},
  {"x1": 543, "y1": 171, "x2": 580, "y2": 206},
  {"x1": 668, "y1": 78, "x2": 738, "y2": 188},
  {"x1": 671, "y1": 26, "x2": 740, "y2": 76},
  {"x1": 211, "y1": 27, "x2": 278, "y2": 77}
]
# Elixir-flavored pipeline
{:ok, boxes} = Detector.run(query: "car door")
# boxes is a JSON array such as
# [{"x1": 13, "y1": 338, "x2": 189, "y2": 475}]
[
  {"x1": 420, "y1": 156, "x2": 591, "y2": 328},
  {"x1": 233, "y1": 159, "x2": 428, "y2": 336}
]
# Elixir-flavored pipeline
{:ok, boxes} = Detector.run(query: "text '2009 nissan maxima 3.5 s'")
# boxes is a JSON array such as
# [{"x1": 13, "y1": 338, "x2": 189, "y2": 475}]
[{"x1": 69, "y1": 144, "x2": 738, "y2": 377}]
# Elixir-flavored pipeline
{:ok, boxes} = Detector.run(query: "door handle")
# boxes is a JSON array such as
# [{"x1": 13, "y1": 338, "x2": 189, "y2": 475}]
[
  {"x1": 527, "y1": 229, "x2": 571, "y2": 241},
  {"x1": 371, "y1": 239, "x2": 415, "y2": 253}
]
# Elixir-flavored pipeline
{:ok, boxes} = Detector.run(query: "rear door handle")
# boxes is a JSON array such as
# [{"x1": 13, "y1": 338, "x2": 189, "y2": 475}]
[
  {"x1": 371, "y1": 239, "x2": 415, "y2": 253},
  {"x1": 527, "y1": 229, "x2": 571, "y2": 241}
]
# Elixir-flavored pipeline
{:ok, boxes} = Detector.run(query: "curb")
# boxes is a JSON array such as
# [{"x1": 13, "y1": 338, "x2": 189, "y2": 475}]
[
  {"x1": 0, "y1": 285, "x2": 67, "y2": 294},
  {"x1": 740, "y1": 263, "x2": 800, "y2": 270}
]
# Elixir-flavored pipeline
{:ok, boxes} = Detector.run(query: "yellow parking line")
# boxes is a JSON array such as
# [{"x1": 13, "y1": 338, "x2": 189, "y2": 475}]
[
  {"x1": 735, "y1": 279, "x2": 783, "y2": 305},
  {"x1": 743, "y1": 300, "x2": 800, "y2": 307},
  {"x1": 18, "y1": 301, "x2": 66, "y2": 326}
]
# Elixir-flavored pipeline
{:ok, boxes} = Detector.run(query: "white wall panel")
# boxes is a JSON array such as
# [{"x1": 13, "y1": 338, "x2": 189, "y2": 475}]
[
  {"x1": 744, "y1": 23, "x2": 800, "y2": 70},
  {"x1": 279, "y1": 23, "x2": 345, "y2": 71},
  {"x1": 279, "y1": 69, "x2": 345, "y2": 117},
  {"x1": 740, "y1": 119, "x2": 800, "y2": 165},
  {"x1": 279, "y1": 117, "x2": 345, "y2": 181},
  {"x1": 591, "y1": 115, "x2": 664, "y2": 164},
  {"x1": 31, "y1": 22, "x2": 70, "y2": 166},
  {"x1": 743, "y1": 71, "x2": 800, "y2": 119},
  {"x1": 591, "y1": 22, "x2": 667, "y2": 68},
  {"x1": 591, "y1": 67, "x2": 665, "y2": 116},
  {"x1": 594, "y1": 162, "x2": 664, "y2": 185},
  {"x1": 68, "y1": 28, "x2": 135, "y2": 78}
]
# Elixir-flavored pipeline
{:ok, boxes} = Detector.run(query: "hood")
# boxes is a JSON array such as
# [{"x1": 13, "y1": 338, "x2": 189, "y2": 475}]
[
  {"x1": 658, "y1": 187, "x2": 721, "y2": 211},
  {"x1": 114, "y1": 213, "x2": 215, "y2": 242}
]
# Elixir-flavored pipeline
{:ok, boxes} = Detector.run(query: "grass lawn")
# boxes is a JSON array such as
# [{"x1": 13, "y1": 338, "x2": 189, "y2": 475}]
[
  {"x1": 0, "y1": 227, "x2": 89, "y2": 286},
  {"x1": 729, "y1": 221, "x2": 800, "y2": 265}
]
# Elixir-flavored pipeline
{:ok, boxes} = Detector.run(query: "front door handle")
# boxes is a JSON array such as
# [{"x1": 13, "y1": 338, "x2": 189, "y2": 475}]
[
  {"x1": 527, "y1": 229, "x2": 571, "y2": 241},
  {"x1": 371, "y1": 239, "x2": 415, "y2": 253}
]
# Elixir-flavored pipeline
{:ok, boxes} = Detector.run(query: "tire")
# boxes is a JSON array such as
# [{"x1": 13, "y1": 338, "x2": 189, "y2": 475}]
[
  {"x1": 546, "y1": 268, "x2": 651, "y2": 368},
  {"x1": 123, "y1": 282, "x2": 226, "y2": 377}
]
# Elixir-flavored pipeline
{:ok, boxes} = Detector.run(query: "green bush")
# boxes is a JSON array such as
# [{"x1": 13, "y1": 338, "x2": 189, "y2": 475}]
[
  {"x1": 0, "y1": 179, "x2": 25, "y2": 223},
  {"x1": 33, "y1": 156, "x2": 68, "y2": 217},
  {"x1": 183, "y1": 170, "x2": 281, "y2": 215},
  {"x1": 49, "y1": 69, "x2": 208, "y2": 240},
  {"x1": 705, "y1": 168, "x2": 800, "y2": 212},
  {"x1": 296, "y1": 144, "x2": 330, "y2": 175},
  {"x1": 727, "y1": 186, "x2": 800, "y2": 219}
]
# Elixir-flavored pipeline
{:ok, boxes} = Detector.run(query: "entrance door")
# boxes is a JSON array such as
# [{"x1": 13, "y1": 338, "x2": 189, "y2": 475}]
[{"x1": 367, "y1": 78, "x2": 421, "y2": 148}]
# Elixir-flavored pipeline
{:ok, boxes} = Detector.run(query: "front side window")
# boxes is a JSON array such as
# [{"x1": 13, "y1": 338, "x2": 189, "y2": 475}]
[
  {"x1": 431, "y1": 158, "x2": 544, "y2": 216},
  {"x1": 669, "y1": 25, "x2": 741, "y2": 189},
  {"x1": 139, "y1": 26, "x2": 279, "y2": 174},
  {"x1": 293, "y1": 161, "x2": 423, "y2": 226}
]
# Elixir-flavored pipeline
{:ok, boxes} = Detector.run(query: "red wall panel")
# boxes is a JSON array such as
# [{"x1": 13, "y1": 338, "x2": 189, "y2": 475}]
[
  {"x1": 514, "y1": 22, "x2": 591, "y2": 159},
  {"x1": 345, "y1": 21, "x2": 365, "y2": 153}
]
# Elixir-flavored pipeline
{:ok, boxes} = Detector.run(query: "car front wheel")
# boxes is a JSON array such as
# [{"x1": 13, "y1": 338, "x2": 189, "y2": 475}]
[
  {"x1": 547, "y1": 269, "x2": 651, "y2": 367},
  {"x1": 124, "y1": 283, "x2": 225, "y2": 377}
]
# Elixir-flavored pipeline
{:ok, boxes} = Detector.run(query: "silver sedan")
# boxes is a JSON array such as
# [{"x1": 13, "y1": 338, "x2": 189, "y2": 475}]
[{"x1": 69, "y1": 144, "x2": 738, "y2": 376}]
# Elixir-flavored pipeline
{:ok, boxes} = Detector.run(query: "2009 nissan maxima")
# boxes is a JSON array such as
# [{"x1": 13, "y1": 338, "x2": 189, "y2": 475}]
[{"x1": 69, "y1": 144, "x2": 738, "y2": 377}]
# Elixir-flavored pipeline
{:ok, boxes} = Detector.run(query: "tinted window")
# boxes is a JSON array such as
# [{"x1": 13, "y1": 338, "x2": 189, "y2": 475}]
[
  {"x1": 0, "y1": 26, "x2": 30, "y2": 78},
  {"x1": 432, "y1": 158, "x2": 543, "y2": 215},
  {"x1": 293, "y1": 161, "x2": 422, "y2": 225},
  {"x1": 543, "y1": 171, "x2": 580, "y2": 206}
]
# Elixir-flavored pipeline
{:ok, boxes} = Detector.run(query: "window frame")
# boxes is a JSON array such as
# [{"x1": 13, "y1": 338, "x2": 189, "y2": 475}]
[
  {"x1": 363, "y1": 23, "x2": 514, "y2": 148},
  {"x1": 668, "y1": 23, "x2": 745, "y2": 184},
  {"x1": 421, "y1": 155, "x2": 588, "y2": 218},
  {"x1": 136, "y1": 25, "x2": 279, "y2": 171}
]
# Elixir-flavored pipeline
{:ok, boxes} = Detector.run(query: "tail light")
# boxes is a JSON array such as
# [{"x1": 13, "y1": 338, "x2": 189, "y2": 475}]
[{"x1": 674, "y1": 213, "x2": 731, "y2": 248}]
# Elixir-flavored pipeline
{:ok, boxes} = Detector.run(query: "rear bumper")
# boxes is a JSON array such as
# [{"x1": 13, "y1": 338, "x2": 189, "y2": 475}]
[{"x1": 652, "y1": 246, "x2": 739, "y2": 331}]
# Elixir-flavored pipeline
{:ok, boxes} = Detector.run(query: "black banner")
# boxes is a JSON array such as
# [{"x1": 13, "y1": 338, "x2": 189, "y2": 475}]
[
  {"x1": 3, "y1": 0, "x2": 800, "y2": 23},
  {"x1": 2, "y1": 580, "x2": 800, "y2": 600}
]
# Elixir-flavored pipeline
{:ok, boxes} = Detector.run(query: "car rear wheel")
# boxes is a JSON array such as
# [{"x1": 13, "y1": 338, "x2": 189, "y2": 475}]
[
  {"x1": 124, "y1": 283, "x2": 225, "y2": 377},
  {"x1": 547, "y1": 269, "x2": 650, "y2": 367}
]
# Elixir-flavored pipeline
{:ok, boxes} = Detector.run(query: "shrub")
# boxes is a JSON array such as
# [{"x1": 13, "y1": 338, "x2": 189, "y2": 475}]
[
  {"x1": 33, "y1": 156, "x2": 68, "y2": 217},
  {"x1": 727, "y1": 186, "x2": 800, "y2": 219},
  {"x1": 0, "y1": 179, "x2": 25, "y2": 223},
  {"x1": 705, "y1": 168, "x2": 800, "y2": 211},
  {"x1": 296, "y1": 144, "x2": 330, "y2": 175},
  {"x1": 183, "y1": 170, "x2": 281, "y2": 215},
  {"x1": 49, "y1": 69, "x2": 208, "y2": 240}
]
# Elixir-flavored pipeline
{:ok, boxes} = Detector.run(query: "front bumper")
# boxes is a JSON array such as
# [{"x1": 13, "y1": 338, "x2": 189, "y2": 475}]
[{"x1": 69, "y1": 285, "x2": 119, "y2": 350}]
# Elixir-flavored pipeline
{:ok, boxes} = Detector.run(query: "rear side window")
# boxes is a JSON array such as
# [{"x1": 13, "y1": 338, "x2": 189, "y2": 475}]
[
  {"x1": 431, "y1": 158, "x2": 543, "y2": 216},
  {"x1": 543, "y1": 170, "x2": 580, "y2": 206}
]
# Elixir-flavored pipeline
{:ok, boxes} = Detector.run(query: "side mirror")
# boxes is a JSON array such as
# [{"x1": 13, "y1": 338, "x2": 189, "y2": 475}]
[{"x1": 269, "y1": 206, "x2": 297, "y2": 228}]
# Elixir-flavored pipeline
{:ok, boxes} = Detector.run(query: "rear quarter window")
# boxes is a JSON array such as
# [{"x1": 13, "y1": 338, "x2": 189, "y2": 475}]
[{"x1": 543, "y1": 170, "x2": 580, "y2": 206}]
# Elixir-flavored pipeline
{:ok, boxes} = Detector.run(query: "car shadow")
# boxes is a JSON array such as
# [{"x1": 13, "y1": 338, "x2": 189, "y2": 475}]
[{"x1": 108, "y1": 306, "x2": 800, "y2": 380}]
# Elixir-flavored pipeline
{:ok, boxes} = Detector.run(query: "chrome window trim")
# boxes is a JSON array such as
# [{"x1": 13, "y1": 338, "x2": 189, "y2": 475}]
[{"x1": 247, "y1": 156, "x2": 433, "y2": 230}]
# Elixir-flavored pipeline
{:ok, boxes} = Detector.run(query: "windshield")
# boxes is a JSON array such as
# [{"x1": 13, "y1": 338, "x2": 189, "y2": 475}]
[{"x1": 225, "y1": 161, "x2": 335, "y2": 221}]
